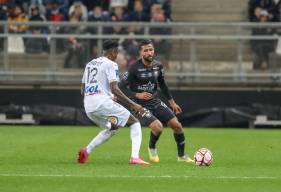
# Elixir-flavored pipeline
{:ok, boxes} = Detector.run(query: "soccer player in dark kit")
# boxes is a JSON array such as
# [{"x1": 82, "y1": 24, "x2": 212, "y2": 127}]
[{"x1": 120, "y1": 39, "x2": 194, "y2": 163}]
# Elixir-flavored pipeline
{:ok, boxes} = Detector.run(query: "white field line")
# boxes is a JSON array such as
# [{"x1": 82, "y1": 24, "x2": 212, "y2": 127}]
[{"x1": 0, "y1": 174, "x2": 279, "y2": 180}]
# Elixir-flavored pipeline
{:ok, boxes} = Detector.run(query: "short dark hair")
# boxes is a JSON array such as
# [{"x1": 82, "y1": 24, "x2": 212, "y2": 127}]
[
  {"x1": 103, "y1": 40, "x2": 119, "y2": 51},
  {"x1": 138, "y1": 39, "x2": 153, "y2": 50}
]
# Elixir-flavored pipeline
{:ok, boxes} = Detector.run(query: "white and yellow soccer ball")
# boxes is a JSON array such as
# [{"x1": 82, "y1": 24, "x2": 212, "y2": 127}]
[{"x1": 194, "y1": 148, "x2": 213, "y2": 166}]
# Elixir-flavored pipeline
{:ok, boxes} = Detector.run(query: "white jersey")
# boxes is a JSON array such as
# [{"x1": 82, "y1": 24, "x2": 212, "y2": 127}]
[{"x1": 82, "y1": 56, "x2": 119, "y2": 112}]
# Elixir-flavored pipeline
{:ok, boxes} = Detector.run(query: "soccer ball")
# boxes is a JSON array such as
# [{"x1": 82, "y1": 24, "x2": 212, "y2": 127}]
[{"x1": 194, "y1": 148, "x2": 213, "y2": 166}]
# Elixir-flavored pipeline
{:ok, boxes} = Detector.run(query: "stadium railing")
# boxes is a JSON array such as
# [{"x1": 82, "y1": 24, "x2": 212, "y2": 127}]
[{"x1": 1, "y1": 21, "x2": 281, "y2": 87}]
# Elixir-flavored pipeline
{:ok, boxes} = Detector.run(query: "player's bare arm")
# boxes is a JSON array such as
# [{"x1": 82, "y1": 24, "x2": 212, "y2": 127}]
[
  {"x1": 168, "y1": 99, "x2": 182, "y2": 114},
  {"x1": 110, "y1": 81, "x2": 145, "y2": 114}
]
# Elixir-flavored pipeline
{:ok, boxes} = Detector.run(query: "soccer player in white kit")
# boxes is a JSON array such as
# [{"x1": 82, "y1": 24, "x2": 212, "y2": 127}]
[{"x1": 78, "y1": 40, "x2": 149, "y2": 164}]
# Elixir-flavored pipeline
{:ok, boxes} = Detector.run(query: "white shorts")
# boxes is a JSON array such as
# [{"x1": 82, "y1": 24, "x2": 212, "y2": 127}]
[{"x1": 86, "y1": 99, "x2": 130, "y2": 129}]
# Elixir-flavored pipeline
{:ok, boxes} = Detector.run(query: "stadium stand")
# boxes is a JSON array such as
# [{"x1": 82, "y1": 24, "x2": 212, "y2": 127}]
[
  {"x1": 1, "y1": 0, "x2": 281, "y2": 127},
  {"x1": 171, "y1": 0, "x2": 251, "y2": 66}
]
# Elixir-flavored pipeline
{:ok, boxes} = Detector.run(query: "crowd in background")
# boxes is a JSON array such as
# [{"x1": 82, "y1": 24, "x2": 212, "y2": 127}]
[
  {"x1": 4, "y1": 0, "x2": 281, "y2": 71},
  {"x1": 0, "y1": 0, "x2": 172, "y2": 70},
  {"x1": 248, "y1": 0, "x2": 281, "y2": 70}
]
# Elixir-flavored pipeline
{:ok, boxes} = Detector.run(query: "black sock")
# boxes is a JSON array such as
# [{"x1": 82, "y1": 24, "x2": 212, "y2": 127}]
[
  {"x1": 149, "y1": 131, "x2": 161, "y2": 149},
  {"x1": 174, "y1": 133, "x2": 185, "y2": 157}
]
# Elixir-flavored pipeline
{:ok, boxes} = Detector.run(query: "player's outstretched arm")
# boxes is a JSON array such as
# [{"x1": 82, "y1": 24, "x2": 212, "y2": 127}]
[{"x1": 110, "y1": 81, "x2": 145, "y2": 114}]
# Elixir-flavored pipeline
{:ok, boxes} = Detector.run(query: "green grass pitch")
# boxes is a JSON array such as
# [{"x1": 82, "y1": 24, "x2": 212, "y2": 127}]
[{"x1": 0, "y1": 126, "x2": 280, "y2": 192}]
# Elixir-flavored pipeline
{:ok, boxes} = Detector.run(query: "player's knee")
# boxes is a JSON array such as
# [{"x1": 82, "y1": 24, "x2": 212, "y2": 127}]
[
  {"x1": 171, "y1": 121, "x2": 183, "y2": 134},
  {"x1": 150, "y1": 120, "x2": 163, "y2": 135},
  {"x1": 126, "y1": 115, "x2": 139, "y2": 126}
]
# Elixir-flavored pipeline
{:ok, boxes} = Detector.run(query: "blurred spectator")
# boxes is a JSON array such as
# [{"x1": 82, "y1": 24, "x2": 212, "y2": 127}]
[
  {"x1": 46, "y1": 1, "x2": 65, "y2": 21},
  {"x1": 46, "y1": 1, "x2": 66, "y2": 53},
  {"x1": 248, "y1": 0, "x2": 277, "y2": 21},
  {"x1": 7, "y1": 4, "x2": 28, "y2": 53},
  {"x1": 0, "y1": 3, "x2": 7, "y2": 52},
  {"x1": 29, "y1": 4, "x2": 47, "y2": 22},
  {"x1": 149, "y1": 6, "x2": 171, "y2": 68},
  {"x1": 276, "y1": 0, "x2": 281, "y2": 22},
  {"x1": 8, "y1": 4, "x2": 29, "y2": 33},
  {"x1": 88, "y1": 5, "x2": 110, "y2": 58},
  {"x1": 121, "y1": 0, "x2": 150, "y2": 66},
  {"x1": 109, "y1": 5, "x2": 129, "y2": 34},
  {"x1": 88, "y1": 5, "x2": 110, "y2": 22},
  {"x1": 128, "y1": 0, "x2": 171, "y2": 20},
  {"x1": 44, "y1": 0, "x2": 69, "y2": 18},
  {"x1": 250, "y1": 10, "x2": 277, "y2": 69},
  {"x1": 31, "y1": 0, "x2": 44, "y2": 4},
  {"x1": 127, "y1": 0, "x2": 149, "y2": 22},
  {"x1": 151, "y1": 0, "x2": 172, "y2": 21},
  {"x1": 28, "y1": 1, "x2": 46, "y2": 17},
  {"x1": 68, "y1": 1, "x2": 88, "y2": 21},
  {"x1": 110, "y1": 4, "x2": 128, "y2": 21},
  {"x1": 9, "y1": 0, "x2": 30, "y2": 13},
  {"x1": 110, "y1": 0, "x2": 128, "y2": 8},
  {"x1": 64, "y1": 13, "x2": 86, "y2": 68},
  {"x1": 73, "y1": 0, "x2": 110, "y2": 11},
  {"x1": 25, "y1": 5, "x2": 49, "y2": 54},
  {"x1": 0, "y1": 2, "x2": 8, "y2": 20}
]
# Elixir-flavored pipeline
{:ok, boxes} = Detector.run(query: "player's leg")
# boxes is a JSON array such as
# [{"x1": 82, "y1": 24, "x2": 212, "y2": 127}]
[
  {"x1": 109, "y1": 102, "x2": 149, "y2": 164},
  {"x1": 147, "y1": 119, "x2": 163, "y2": 163},
  {"x1": 78, "y1": 113, "x2": 118, "y2": 163},
  {"x1": 149, "y1": 120, "x2": 163, "y2": 149},
  {"x1": 125, "y1": 113, "x2": 149, "y2": 164},
  {"x1": 85, "y1": 121, "x2": 118, "y2": 155},
  {"x1": 154, "y1": 101, "x2": 194, "y2": 163},
  {"x1": 166, "y1": 115, "x2": 194, "y2": 163},
  {"x1": 133, "y1": 108, "x2": 162, "y2": 163}
]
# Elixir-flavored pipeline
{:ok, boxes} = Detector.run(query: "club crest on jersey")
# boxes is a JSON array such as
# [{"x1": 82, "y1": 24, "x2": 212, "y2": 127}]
[
  {"x1": 108, "y1": 116, "x2": 118, "y2": 125},
  {"x1": 84, "y1": 85, "x2": 101, "y2": 96}
]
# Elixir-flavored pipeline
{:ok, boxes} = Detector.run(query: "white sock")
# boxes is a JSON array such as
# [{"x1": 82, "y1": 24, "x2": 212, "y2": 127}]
[
  {"x1": 130, "y1": 122, "x2": 142, "y2": 158},
  {"x1": 86, "y1": 129, "x2": 115, "y2": 154}
]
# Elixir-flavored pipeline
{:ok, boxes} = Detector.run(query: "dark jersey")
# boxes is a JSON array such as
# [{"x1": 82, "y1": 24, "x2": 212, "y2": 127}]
[{"x1": 120, "y1": 59, "x2": 172, "y2": 110}]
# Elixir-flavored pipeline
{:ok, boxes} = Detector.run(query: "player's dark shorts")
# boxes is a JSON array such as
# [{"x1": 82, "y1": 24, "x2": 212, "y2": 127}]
[{"x1": 134, "y1": 101, "x2": 175, "y2": 126}]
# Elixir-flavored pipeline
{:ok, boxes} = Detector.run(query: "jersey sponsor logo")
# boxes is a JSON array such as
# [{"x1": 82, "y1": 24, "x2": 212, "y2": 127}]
[
  {"x1": 137, "y1": 81, "x2": 155, "y2": 92},
  {"x1": 84, "y1": 85, "x2": 101, "y2": 96}
]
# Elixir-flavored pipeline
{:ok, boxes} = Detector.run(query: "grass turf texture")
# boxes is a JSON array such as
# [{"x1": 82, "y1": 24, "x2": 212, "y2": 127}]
[{"x1": 0, "y1": 126, "x2": 280, "y2": 192}]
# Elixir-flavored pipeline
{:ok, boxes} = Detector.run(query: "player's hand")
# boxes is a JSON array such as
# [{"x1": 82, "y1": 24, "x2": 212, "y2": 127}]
[
  {"x1": 135, "y1": 92, "x2": 153, "y2": 100},
  {"x1": 169, "y1": 100, "x2": 182, "y2": 115},
  {"x1": 132, "y1": 104, "x2": 147, "y2": 116}
]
